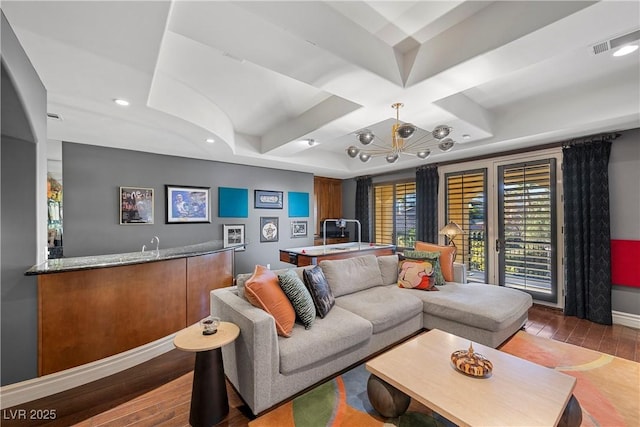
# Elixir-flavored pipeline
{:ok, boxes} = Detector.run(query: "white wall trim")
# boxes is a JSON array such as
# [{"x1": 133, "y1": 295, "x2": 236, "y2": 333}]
[
  {"x1": 612, "y1": 310, "x2": 640, "y2": 330},
  {"x1": 0, "y1": 333, "x2": 177, "y2": 409}
]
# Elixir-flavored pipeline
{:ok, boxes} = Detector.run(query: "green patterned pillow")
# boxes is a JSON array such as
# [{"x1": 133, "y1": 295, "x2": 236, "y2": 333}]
[
  {"x1": 403, "y1": 250, "x2": 445, "y2": 286},
  {"x1": 278, "y1": 269, "x2": 316, "y2": 329}
]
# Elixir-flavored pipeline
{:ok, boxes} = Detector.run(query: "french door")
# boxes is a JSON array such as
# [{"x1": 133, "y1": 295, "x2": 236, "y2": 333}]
[
  {"x1": 497, "y1": 159, "x2": 557, "y2": 302},
  {"x1": 441, "y1": 149, "x2": 563, "y2": 305}
]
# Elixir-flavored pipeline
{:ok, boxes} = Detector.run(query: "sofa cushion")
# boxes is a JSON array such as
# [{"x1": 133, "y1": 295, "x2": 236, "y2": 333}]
[
  {"x1": 278, "y1": 269, "x2": 316, "y2": 329},
  {"x1": 278, "y1": 306, "x2": 372, "y2": 374},
  {"x1": 378, "y1": 254, "x2": 399, "y2": 286},
  {"x1": 237, "y1": 266, "x2": 308, "y2": 299},
  {"x1": 408, "y1": 282, "x2": 533, "y2": 332},
  {"x1": 414, "y1": 242, "x2": 457, "y2": 282},
  {"x1": 403, "y1": 250, "x2": 445, "y2": 286},
  {"x1": 244, "y1": 265, "x2": 296, "y2": 337},
  {"x1": 320, "y1": 255, "x2": 383, "y2": 297},
  {"x1": 303, "y1": 266, "x2": 335, "y2": 318},
  {"x1": 335, "y1": 287, "x2": 423, "y2": 334},
  {"x1": 397, "y1": 259, "x2": 438, "y2": 291}
]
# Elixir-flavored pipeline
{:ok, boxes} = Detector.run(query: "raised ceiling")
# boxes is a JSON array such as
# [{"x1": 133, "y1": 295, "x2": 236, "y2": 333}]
[{"x1": 2, "y1": 1, "x2": 639, "y2": 179}]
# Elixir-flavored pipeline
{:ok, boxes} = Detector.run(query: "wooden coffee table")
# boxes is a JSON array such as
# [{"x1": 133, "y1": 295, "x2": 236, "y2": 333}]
[{"x1": 366, "y1": 329, "x2": 580, "y2": 427}]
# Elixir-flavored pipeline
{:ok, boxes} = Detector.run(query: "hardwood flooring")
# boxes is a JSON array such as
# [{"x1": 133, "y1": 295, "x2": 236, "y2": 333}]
[{"x1": 4, "y1": 304, "x2": 638, "y2": 427}]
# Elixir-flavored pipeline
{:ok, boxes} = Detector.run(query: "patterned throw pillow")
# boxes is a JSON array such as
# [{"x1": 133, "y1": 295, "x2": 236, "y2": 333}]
[
  {"x1": 403, "y1": 250, "x2": 445, "y2": 286},
  {"x1": 302, "y1": 266, "x2": 335, "y2": 318},
  {"x1": 397, "y1": 259, "x2": 438, "y2": 291},
  {"x1": 278, "y1": 269, "x2": 316, "y2": 329},
  {"x1": 414, "y1": 242, "x2": 457, "y2": 282},
  {"x1": 244, "y1": 265, "x2": 296, "y2": 337}
]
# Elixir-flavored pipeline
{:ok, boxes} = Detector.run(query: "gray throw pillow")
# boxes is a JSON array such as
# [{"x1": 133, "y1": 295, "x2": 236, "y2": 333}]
[
  {"x1": 278, "y1": 269, "x2": 316, "y2": 329},
  {"x1": 302, "y1": 266, "x2": 335, "y2": 318}
]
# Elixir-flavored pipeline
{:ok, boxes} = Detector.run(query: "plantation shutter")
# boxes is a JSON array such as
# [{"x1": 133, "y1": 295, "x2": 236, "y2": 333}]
[
  {"x1": 498, "y1": 159, "x2": 556, "y2": 299},
  {"x1": 445, "y1": 169, "x2": 487, "y2": 282},
  {"x1": 374, "y1": 182, "x2": 416, "y2": 248}
]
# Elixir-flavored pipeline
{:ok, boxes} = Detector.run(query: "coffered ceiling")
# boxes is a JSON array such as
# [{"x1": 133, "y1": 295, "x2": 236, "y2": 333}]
[{"x1": 2, "y1": 1, "x2": 639, "y2": 178}]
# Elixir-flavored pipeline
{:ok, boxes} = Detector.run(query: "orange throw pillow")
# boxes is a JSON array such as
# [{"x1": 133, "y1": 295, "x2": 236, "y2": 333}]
[
  {"x1": 244, "y1": 265, "x2": 295, "y2": 337},
  {"x1": 414, "y1": 241, "x2": 457, "y2": 282}
]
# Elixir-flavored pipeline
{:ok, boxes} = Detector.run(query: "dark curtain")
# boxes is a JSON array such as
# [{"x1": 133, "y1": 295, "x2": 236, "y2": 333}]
[
  {"x1": 416, "y1": 165, "x2": 439, "y2": 243},
  {"x1": 355, "y1": 176, "x2": 372, "y2": 243},
  {"x1": 563, "y1": 135, "x2": 617, "y2": 325}
]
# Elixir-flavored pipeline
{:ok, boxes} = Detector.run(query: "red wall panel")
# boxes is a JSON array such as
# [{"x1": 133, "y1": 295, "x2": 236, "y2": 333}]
[{"x1": 611, "y1": 239, "x2": 640, "y2": 288}]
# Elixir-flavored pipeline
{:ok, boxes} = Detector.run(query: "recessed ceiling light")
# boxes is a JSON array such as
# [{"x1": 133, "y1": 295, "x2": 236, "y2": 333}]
[
  {"x1": 613, "y1": 44, "x2": 639, "y2": 57},
  {"x1": 462, "y1": 134, "x2": 471, "y2": 140},
  {"x1": 113, "y1": 98, "x2": 130, "y2": 106},
  {"x1": 205, "y1": 138, "x2": 215, "y2": 144}
]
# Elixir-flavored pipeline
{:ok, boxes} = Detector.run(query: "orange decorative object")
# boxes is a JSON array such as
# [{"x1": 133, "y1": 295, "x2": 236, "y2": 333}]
[{"x1": 451, "y1": 342, "x2": 493, "y2": 377}]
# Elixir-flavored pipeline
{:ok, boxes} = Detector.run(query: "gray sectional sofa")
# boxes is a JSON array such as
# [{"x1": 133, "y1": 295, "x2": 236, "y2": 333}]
[{"x1": 210, "y1": 254, "x2": 532, "y2": 415}]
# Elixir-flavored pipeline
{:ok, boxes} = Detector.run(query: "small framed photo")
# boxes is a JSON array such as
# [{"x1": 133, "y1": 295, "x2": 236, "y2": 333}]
[
  {"x1": 120, "y1": 187, "x2": 154, "y2": 224},
  {"x1": 291, "y1": 220, "x2": 307, "y2": 238},
  {"x1": 255, "y1": 190, "x2": 283, "y2": 209},
  {"x1": 166, "y1": 185, "x2": 210, "y2": 223},
  {"x1": 260, "y1": 217, "x2": 279, "y2": 242},
  {"x1": 223, "y1": 224, "x2": 245, "y2": 251}
]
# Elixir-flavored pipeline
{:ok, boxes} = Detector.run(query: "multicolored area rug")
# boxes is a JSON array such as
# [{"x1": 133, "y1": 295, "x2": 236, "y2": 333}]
[
  {"x1": 250, "y1": 331, "x2": 640, "y2": 427},
  {"x1": 500, "y1": 331, "x2": 639, "y2": 427}
]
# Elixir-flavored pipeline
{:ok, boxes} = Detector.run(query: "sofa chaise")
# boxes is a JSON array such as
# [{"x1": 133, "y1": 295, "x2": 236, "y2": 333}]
[{"x1": 210, "y1": 253, "x2": 532, "y2": 415}]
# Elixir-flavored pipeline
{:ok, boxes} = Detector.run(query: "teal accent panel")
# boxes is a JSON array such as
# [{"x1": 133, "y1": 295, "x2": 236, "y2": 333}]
[
  {"x1": 219, "y1": 187, "x2": 248, "y2": 218},
  {"x1": 288, "y1": 191, "x2": 309, "y2": 217}
]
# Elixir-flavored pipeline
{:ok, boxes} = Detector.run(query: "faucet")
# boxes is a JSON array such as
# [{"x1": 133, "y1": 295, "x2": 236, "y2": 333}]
[
  {"x1": 323, "y1": 219, "x2": 361, "y2": 252},
  {"x1": 151, "y1": 236, "x2": 160, "y2": 253},
  {"x1": 141, "y1": 244, "x2": 146, "y2": 253}
]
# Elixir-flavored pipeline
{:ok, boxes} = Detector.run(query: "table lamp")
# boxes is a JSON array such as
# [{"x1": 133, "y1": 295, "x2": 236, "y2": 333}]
[{"x1": 439, "y1": 222, "x2": 465, "y2": 246}]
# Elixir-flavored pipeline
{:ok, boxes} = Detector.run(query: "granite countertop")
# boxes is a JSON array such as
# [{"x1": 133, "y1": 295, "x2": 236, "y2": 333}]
[{"x1": 25, "y1": 240, "x2": 237, "y2": 275}]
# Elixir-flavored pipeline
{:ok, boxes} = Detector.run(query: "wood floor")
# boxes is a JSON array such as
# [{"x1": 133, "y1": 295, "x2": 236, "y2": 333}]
[{"x1": 5, "y1": 304, "x2": 639, "y2": 427}]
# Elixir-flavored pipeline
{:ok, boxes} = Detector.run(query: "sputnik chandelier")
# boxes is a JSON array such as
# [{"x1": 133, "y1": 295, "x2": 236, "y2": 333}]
[{"x1": 346, "y1": 103, "x2": 455, "y2": 163}]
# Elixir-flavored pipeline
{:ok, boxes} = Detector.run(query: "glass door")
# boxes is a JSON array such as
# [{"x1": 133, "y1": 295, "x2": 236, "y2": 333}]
[
  {"x1": 497, "y1": 159, "x2": 557, "y2": 302},
  {"x1": 444, "y1": 169, "x2": 488, "y2": 283}
]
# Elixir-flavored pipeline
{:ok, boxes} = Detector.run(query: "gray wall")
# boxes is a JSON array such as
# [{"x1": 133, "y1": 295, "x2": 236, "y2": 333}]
[
  {"x1": 342, "y1": 129, "x2": 640, "y2": 315},
  {"x1": 609, "y1": 128, "x2": 640, "y2": 315},
  {"x1": 63, "y1": 142, "x2": 314, "y2": 275},
  {"x1": 1, "y1": 11, "x2": 45, "y2": 386}
]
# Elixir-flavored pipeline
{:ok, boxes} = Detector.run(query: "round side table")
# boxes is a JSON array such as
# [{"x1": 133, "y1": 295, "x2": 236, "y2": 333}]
[{"x1": 174, "y1": 321, "x2": 240, "y2": 427}]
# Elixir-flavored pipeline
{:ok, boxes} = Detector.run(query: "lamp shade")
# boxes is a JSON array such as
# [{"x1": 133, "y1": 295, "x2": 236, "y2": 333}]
[{"x1": 439, "y1": 222, "x2": 464, "y2": 238}]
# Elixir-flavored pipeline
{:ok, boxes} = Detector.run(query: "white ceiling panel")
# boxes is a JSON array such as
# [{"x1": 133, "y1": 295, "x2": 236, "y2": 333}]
[{"x1": 1, "y1": 0, "x2": 638, "y2": 179}]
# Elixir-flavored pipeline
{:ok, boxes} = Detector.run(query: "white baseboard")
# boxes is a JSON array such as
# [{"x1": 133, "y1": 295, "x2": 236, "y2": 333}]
[
  {"x1": 612, "y1": 310, "x2": 640, "y2": 329},
  {"x1": 0, "y1": 333, "x2": 177, "y2": 410}
]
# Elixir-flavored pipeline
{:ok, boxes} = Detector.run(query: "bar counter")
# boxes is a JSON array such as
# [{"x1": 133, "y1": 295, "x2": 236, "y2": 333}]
[
  {"x1": 25, "y1": 240, "x2": 234, "y2": 275},
  {"x1": 280, "y1": 242, "x2": 396, "y2": 266},
  {"x1": 28, "y1": 241, "x2": 235, "y2": 376}
]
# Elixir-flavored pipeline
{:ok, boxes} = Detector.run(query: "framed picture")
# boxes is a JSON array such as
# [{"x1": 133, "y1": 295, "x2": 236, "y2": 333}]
[
  {"x1": 120, "y1": 187, "x2": 154, "y2": 224},
  {"x1": 260, "y1": 217, "x2": 279, "y2": 242},
  {"x1": 223, "y1": 224, "x2": 245, "y2": 251},
  {"x1": 255, "y1": 190, "x2": 283, "y2": 209},
  {"x1": 291, "y1": 220, "x2": 307, "y2": 238},
  {"x1": 166, "y1": 185, "x2": 211, "y2": 223}
]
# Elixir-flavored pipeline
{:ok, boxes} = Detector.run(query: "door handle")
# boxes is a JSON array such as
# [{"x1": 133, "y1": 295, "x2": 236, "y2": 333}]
[{"x1": 496, "y1": 239, "x2": 503, "y2": 253}]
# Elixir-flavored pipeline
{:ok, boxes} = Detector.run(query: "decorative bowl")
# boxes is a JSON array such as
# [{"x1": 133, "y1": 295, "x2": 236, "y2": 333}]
[{"x1": 451, "y1": 342, "x2": 493, "y2": 377}]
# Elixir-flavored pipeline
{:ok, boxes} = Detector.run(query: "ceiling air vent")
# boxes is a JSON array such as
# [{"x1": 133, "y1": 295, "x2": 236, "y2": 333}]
[
  {"x1": 47, "y1": 112, "x2": 62, "y2": 121},
  {"x1": 591, "y1": 41, "x2": 609, "y2": 55},
  {"x1": 591, "y1": 29, "x2": 640, "y2": 55}
]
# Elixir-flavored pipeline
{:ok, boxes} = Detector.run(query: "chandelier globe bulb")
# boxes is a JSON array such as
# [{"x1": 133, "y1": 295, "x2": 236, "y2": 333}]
[
  {"x1": 432, "y1": 125, "x2": 451, "y2": 140},
  {"x1": 346, "y1": 146, "x2": 360, "y2": 158},
  {"x1": 396, "y1": 123, "x2": 416, "y2": 139},
  {"x1": 359, "y1": 152, "x2": 372, "y2": 163},
  {"x1": 438, "y1": 138, "x2": 455, "y2": 152},
  {"x1": 417, "y1": 149, "x2": 431, "y2": 159},
  {"x1": 385, "y1": 153, "x2": 399, "y2": 163},
  {"x1": 357, "y1": 130, "x2": 375, "y2": 145}
]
